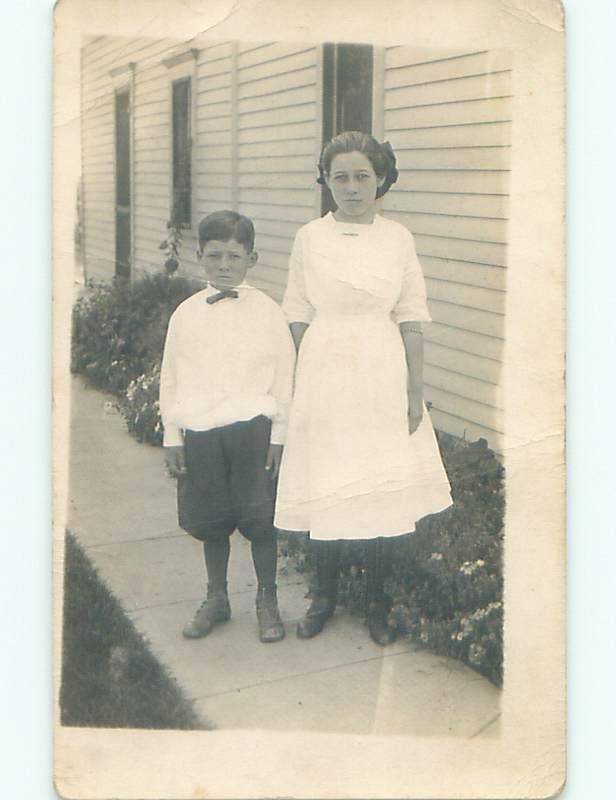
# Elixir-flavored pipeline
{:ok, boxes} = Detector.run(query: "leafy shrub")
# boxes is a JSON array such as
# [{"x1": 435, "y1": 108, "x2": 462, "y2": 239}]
[
  {"x1": 71, "y1": 273, "x2": 201, "y2": 396},
  {"x1": 285, "y1": 435, "x2": 505, "y2": 687}
]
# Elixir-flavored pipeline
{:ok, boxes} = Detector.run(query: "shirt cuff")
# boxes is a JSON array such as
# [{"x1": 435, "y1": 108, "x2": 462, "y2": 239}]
[
  {"x1": 283, "y1": 307, "x2": 315, "y2": 325},
  {"x1": 162, "y1": 424, "x2": 184, "y2": 447},
  {"x1": 270, "y1": 421, "x2": 286, "y2": 446}
]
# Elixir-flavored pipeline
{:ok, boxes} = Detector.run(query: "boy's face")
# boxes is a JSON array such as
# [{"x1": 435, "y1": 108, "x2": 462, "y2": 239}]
[{"x1": 198, "y1": 239, "x2": 257, "y2": 291}]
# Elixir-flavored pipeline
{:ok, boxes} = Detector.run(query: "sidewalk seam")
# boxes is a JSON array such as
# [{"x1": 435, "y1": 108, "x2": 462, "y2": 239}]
[{"x1": 192, "y1": 646, "x2": 418, "y2": 701}]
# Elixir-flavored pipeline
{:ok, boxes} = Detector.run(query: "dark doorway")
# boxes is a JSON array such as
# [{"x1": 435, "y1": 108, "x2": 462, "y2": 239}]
[
  {"x1": 114, "y1": 88, "x2": 131, "y2": 280},
  {"x1": 321, "y1": 43, "x2": 374, "y2": 214}
]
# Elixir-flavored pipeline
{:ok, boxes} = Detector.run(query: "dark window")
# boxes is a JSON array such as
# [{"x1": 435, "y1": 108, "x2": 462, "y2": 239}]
[
  {"x1": 114, "y1": 88, "x2": 131, "y2": 279},
  {"x1": 172, "y1": 77, "x2": 192, "y2": 226},
  {"x1": 321, "y1": 43, "x2": 374, "y2": 214}
]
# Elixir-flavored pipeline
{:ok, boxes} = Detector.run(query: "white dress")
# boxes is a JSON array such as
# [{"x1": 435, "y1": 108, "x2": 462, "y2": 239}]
[{"x1": 274, "y1": 213, "x2": 453, "y2": 541}]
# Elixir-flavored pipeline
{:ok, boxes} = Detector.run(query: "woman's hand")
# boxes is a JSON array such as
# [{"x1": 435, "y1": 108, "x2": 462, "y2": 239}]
[
  {"x1": 164, "y1": 445, "x2": 186, "y2": 478},
  {"x1": 265, "y1": 443, "x2": 283, "y2": 479},
  {"x1": 408, "y1": 389, "x2": 424, "y2": 435}
]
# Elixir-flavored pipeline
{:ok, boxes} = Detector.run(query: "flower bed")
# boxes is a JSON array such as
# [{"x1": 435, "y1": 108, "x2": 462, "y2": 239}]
[
  {"x1": 280, "y1": 434, "x2": 504, "y2": 687},
  {"x1": 118, "y1": 363, "x2": 164, "y2": 445},
  {"x1": 72, "y1": 274, "x2": 504, "y2": 685}
]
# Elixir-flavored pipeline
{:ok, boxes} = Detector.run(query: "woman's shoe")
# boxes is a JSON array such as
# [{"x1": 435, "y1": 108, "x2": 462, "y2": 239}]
[
  {"x1": 256, "y1": 586, "x2": 285, "y2": 643},
  {"x1": 367, "y1": 601, "x2": 397, "y2": 646},
  {"x1": 297, "y1": 595, "x2": 335, "y2": 638}
]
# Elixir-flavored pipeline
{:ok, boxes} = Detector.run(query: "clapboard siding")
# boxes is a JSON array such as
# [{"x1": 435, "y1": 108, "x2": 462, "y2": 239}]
[
  {"x1": 386, "y1": 191, "x2": 509, "y2": 219},
  {"x1": 386, "y1": 97, "x2": 511, "y2": 130},
  {"x1": 424, "y1": 341, "x2": 500, "y2": 385},
  {"x1": 175, "y1": 42, "x2": 231, "y2": 269},
  {"x1": 238, "y1": 45, "x2": 316, "y2": 74},
  {"x1": 81, "y1": 37, "x2": 510, "y2": 448},
  {"x1": 396, "y1": 146, "x2": 511, "y2": 171},
  {"x1": 81, "y1": 38, "x2": 115, "y2": 282},
  {"x1": 396, "y1": 212, "x2": 507, "y2": 242},
  {"x1": 414, "y1": 234, "x2": 507, "y2": 266},
  {"x1": 235, "y1": 43, "x2": 318, "y2": 297},
  {"x1": 422, "y1": 257, "x2": 505, "y2": 292},
  {"x1": 386, "y1": 71, "x2": 511, "y2": 110},
  {"x1": 195, "y1": 73, "x2": 232, "y2": 91},
  {"x1": 236, "y1": 202, "x2": 314, "y2": 224},
  {"x1": 382, "y1": 46, "x2": 511, "y2": 447},
  {"x1": 425, "y1": 279, "x2": 505, "y2": 314},
  {"x1": 425, "y1": 323, "x2": 503, "y2": 364},
  {"x1": 391, "y1": 121, "x2": 512, "y2": 148},
  {"x1": 427, "y1": 386, "x2": 504, "y2": 432},
  {"x1": 131, "y1": 44, "x2": 175, "y2": 277},
  {"x1": 392, "y1": 170, "x2": 509, "y2": 194}
]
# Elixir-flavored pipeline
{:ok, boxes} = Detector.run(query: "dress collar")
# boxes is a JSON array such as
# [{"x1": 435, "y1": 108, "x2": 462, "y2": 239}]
[{"x1": 325, "y1": 211, "x2": 382, "y2": 233}]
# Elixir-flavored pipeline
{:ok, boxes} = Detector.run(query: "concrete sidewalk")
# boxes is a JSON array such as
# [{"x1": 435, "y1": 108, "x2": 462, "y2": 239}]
[{"x1": 67, "y1": 376, "x2": 501, "y2": 736}]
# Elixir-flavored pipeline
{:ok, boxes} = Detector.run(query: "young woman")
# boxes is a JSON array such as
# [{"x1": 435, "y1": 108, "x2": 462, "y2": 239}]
[{"x1": 274, "y1": 131, "x2": 453, "y2": 645}]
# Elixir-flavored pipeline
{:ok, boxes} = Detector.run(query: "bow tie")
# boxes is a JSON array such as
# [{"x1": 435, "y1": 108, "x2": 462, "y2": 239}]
[{"x1": 207, "y1": 289, "x2": 239, "y2": 304}]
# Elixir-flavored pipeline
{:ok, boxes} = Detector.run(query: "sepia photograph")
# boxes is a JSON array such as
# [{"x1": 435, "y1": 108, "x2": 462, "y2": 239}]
[{"x1": 52, "y1": 1, "x2": 565, "y2": 797}]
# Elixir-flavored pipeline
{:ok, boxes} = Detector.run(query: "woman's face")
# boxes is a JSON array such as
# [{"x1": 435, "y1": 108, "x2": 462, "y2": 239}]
[{"x1": 325, "y1": 150, "x2": 385, "y2": 223}]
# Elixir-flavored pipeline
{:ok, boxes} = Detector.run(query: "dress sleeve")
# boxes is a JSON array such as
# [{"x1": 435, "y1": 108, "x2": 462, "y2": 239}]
[
  {"x1": 392, "y1": 229, "x2": 432, "y2": 325},
  {"x1": 281, "y1": 227, "x2": 315, "y2": 324}
]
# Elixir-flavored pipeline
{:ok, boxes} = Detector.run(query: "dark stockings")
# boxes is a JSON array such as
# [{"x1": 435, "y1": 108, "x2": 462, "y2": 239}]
[
  {"x1": 203, "y1": 531, "x2": 278, "y2": 593},
  {"x1": 312, "y1": 539, "x2": 341, "y2": 603},
  {"x1": 365, "y1": 537, "x2": 396, "y2": 644},
  {"x1": 250, "y1": 531, "x2": 277, "y2": 590},
  {"x1": 365, "y1": 537, "x2": 394, "y2": 610},
  {"x1": 202, "y1": 538, "x2": 231, "y2": 592}
]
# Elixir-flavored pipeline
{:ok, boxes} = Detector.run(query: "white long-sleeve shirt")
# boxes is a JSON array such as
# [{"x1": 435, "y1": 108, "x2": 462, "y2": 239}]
[{"x1": 159, "y1": 283, "x2": 296, "y2": 447}]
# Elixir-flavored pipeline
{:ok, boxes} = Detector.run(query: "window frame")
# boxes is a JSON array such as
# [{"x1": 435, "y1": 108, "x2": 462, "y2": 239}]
[
  {"x1": 164, "y1": 49, "x2": 198, "y2": 231},
  {"x1": 109, "y1": 62, "x2": 136, "y2": 280}
]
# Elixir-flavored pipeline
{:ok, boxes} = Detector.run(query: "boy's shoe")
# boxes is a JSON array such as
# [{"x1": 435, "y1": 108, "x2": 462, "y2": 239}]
[
  {"x1": 182, "y1": 590, "x2": 231, "y2": 639},
  {"x1": 296, "y1": 595, "x2": 335, "y2": 639},
  {"x1": 366, "y1": 600, "x2": 397, "y2": 646},
  {"x1": 256, "y1": 586, "x2": 285, "y2": 643}
]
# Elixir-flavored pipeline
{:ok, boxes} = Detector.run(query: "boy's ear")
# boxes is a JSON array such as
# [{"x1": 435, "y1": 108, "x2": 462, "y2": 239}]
[{"x1": 248, "y1": 250, "x2": 258, "y2": 267}]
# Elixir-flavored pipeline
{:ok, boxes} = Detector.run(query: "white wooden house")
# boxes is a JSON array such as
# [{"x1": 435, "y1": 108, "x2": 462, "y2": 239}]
[{"x1": 80, "y1": 36, "x2": 511, "y2": 451}]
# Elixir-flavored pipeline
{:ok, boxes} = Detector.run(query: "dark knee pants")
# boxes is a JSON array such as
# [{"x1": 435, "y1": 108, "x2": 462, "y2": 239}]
[{"x1": 177, "y1": 416, "x2": 275, "y2": 542}]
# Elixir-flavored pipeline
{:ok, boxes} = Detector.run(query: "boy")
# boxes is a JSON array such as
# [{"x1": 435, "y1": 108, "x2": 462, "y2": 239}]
[{"x1": 159, "y1": 210, "x2": 296, "y2": 643}]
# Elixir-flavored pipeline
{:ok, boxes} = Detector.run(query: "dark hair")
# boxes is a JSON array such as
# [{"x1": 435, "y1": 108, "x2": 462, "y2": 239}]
[
  {"x1": 197, "y1": 210, "x2": 255, "y2": 252},
  {"x1": 317, "y1": 131, "x2": 399, "y2": 198}
]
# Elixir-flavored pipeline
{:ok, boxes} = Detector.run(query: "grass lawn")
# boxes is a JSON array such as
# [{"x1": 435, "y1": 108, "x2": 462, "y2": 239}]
[{"x1": 60, "y1": 532, "x2": 208, "y2": 729}]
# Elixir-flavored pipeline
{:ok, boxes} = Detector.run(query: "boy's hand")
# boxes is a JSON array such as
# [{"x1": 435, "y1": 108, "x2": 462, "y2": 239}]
[
  {"x1": 164, "y1": 445, "x2": 187, "y2": 478},
  {"x1": 265, "y1": 443, "x2": 283, "y2": 479},
  {"x1": 408, "y1": 390, "x2": 424, "y2": 435}
]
